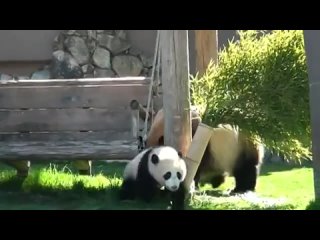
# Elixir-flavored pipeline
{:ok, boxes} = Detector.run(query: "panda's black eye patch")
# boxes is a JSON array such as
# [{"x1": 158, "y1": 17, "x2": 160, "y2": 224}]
[
  {"x1": 177, "y1": 172, "x2": 182, "y2": 180},
  {"x1": 163, "y1": 172, "x2": 171, "y2": 180}
]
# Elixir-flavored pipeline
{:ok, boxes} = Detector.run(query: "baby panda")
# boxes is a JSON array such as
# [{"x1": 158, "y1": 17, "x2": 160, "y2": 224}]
[
  {"x1": 119, "y1": 146, "x2": 187, "y2": 210},
  {"x1": 144, "y1": 108, "x2": 264, "y2": 195}
]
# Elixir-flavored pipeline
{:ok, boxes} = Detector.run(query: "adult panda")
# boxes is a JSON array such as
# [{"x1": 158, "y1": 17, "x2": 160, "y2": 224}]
[
  {"x1": 119, "y1": 145, "x2": 188, "y2": 210},
  {"x1": 145, "y1": 106, "x2": 202, "y2": 147},
  {"x1": 144, "y1": 108, "x2": 264, "y2": 195},
  {"x1": 195, "y1": 124, "x2": 264, "y2": 194}
]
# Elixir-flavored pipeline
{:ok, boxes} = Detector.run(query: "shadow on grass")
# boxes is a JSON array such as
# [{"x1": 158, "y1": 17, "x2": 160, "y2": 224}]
[
  {"x1": 0, "y1": 177, "x2": 123, "y2": 210},
  {"x1": 0, "y1": 176, "x2": 27, "y2": 191},
  {"x1": 0, "y1": 174, "x2": 295, "y2": 210},
  {"x1": 0, "y1": 168, "x2": 173, "y2": 210}
]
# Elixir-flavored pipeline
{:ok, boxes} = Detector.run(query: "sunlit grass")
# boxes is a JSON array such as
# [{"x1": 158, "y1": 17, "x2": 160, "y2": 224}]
[{"x1": 0, "y1": 161, "x2": 316, "y2": 210}]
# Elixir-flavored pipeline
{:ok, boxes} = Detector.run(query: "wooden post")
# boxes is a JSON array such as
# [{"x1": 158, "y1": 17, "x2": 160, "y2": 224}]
[
  {"x1": 73, "y1": 160, "x2": 92, "y2": 175},
  {"x1": 195, "y1": 30, "x2": 218, "y2": 77},
  {"x1": 4, "y1": 160, "x2": 30, "y2": 178},
  {"x1": 160, "y1": 30, "x2": 192, "y2": 156},
  {"x1": 303, "y1": 30, "x2": 320, "y2": 200}
]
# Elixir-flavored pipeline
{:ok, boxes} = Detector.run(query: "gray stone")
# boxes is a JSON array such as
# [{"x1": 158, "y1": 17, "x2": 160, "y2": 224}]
[
  {"x1": 43, "y1": 64, "x2": 51, "y2": 70},
  {"x1": 140, "y1": 55, "x2": 154, "y2": 68},
  {"x1": 16, "y1": 76, "x2": 30, "y2": 80},
  {"x1": 115, "y1": 30, "x2": 127, "y2": 40},
  {"x1": 31, "y1": 69, "x2": 51, "y2": 79},
  {"x1": 94, "y1": 68, "x2": 116, "y2": 78},
  {"x1": 97, "y1": 34, "x2": 131, "y2": 55},
  {"x1": 112, "y1": 55, "x2": 143, "y2": 77},
  {"x1": 92, "y1": 47, "x2": 111, "y2": 69},
  {"x1": 63, "y1": 30, "x2": 78, "y2": 36},
  {"x1": 129, "y1": 46, "x2": 142, "y2": 56},
  {"x1": 51, "y1": 50, "x2": 83, "y2": 79},
  {"x1": 97, "y1": 30, "x2": 114, "y2": 34},
  {"x1": 75, "y1": 30, "x2": 88, "y2": 37},
  {"x1": 87, "y1": 30, "x2": 97, "y2": 40},
  {"x1": 81, "y1": 64, "x2": 95, "y2": 74},
  {"x1": 141, "y1": 68, "x2": 150, "y2": 76},
  {"x1": 0, "y1": 73, "x2": 14, "y2": 80},
  {"x1": 84, "y1": 73, "x2": 94, "y2": 78},
  {"x1": 86, "y1": 38, "x2": 97, "y2": 54},
  {"x1": 52, "y1": 34, "x2": 65, "y2": 51},
  {"x1": 65, "y1": 36, "x2": 90, "y2": 65}
]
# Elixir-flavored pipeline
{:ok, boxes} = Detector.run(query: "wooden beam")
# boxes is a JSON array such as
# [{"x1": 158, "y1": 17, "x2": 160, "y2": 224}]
[
  {"x1": 0, "y1": 108, "x2": 133, "y2": 132},
  {"x1": 194, "y1": 30, "x2": 218, "y2": 77},
  {"x1": 303, "y1": 30, "x2": 320, "y2": 200},
  {"x1": 160, "y1": 30, "x2": 192, "y2": 156},
  {"x1": 0, "y1": 139, "x2": 138, "y2": 161},
  {"x1": 0, "y1": 85, "x2": 148, "y2": 109},
  {"x1": 0, "y1": 77, "x2": 151, "y2": 87}
]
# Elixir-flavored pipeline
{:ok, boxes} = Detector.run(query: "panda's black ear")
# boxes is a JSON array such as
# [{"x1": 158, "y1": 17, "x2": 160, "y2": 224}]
[
  {"x1": 178, "y1": 151, "x2": 183, "y2": 158},
  {"x1": 151, "y1": 154, "x2": 159, "y2": 164}
]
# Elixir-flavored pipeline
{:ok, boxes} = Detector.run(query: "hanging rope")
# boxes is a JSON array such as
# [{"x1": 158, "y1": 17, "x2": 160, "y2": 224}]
[
  {"x1": 142, "y1": 30, "x2": 161, "y2": 141},
  {"x1": 156, "y1": 38, "x2": 161, "y2": 95}
]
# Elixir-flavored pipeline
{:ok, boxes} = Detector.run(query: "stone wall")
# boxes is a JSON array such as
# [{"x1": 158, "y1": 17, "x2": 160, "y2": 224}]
[{"x1": 0, "y1": 30, "x2": 154, "y2": 80}]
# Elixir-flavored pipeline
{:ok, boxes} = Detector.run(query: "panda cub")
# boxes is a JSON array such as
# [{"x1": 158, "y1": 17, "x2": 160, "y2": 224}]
[
  {"x1": 119, "y1": 146, "x2": 187, "y2": 210},
  {"x1": 144, "y1": 108, "x2": 265, "y2": 195}
]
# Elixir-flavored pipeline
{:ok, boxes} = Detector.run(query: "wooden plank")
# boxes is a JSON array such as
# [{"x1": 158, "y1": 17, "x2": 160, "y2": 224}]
[
  {"x1": 195, "y1": 30, "x2": 218, "y2": 77},
  {"x1": 0, "y1": 130, "x2": 134, "y2": 142},
  {"x1": 0, "y1": 77, "x2": 151, "y2": 87},
  {"x1": 0, "y1": 108, "x2": 133, "y2": 132},
  {"x1": 0, "y1": 85, "x2": 148, "y2": 109},
  {"x1": 160, "y1": 30, "x2": 192, "y2": 156},
  {"x1": 0, "y1": 139, "x2": 138, "y2": 161}
]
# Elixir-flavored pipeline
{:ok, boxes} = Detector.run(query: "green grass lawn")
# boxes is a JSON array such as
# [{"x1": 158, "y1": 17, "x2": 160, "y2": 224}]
[{"x1": 0, "y1": 160, "x2": 317, "y2": 210}]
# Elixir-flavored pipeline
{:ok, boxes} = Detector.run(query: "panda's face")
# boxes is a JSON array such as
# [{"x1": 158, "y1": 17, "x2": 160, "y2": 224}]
[
  {"x1": 162, "y1": 168, "x2": 184, "y2": 192},
  {"x1": 148, "y1": 147, "x2": 187, "y2": 192}
]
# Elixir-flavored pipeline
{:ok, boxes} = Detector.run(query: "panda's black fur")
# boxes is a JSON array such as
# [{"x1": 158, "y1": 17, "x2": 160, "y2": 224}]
[
  {"x1": 145, "y1": 108, "x2": 264, "y2": 195},
  {"x1": 119, "y1": 146, "x2": 187, "y2": 210}
]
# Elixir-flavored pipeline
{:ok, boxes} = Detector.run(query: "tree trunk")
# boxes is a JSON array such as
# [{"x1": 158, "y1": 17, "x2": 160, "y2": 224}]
[{"x1": 195, "y1": 30, "x2": 218, "y2": 77}]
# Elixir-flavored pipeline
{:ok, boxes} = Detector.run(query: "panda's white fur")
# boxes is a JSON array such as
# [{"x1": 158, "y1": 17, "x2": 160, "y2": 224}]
[
  {"x1": 123, "y1": 146, "x2": 187, "y2": 191},
  {"x1": 120, "y1": 146, "x2": 188, "y2": 209}
]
